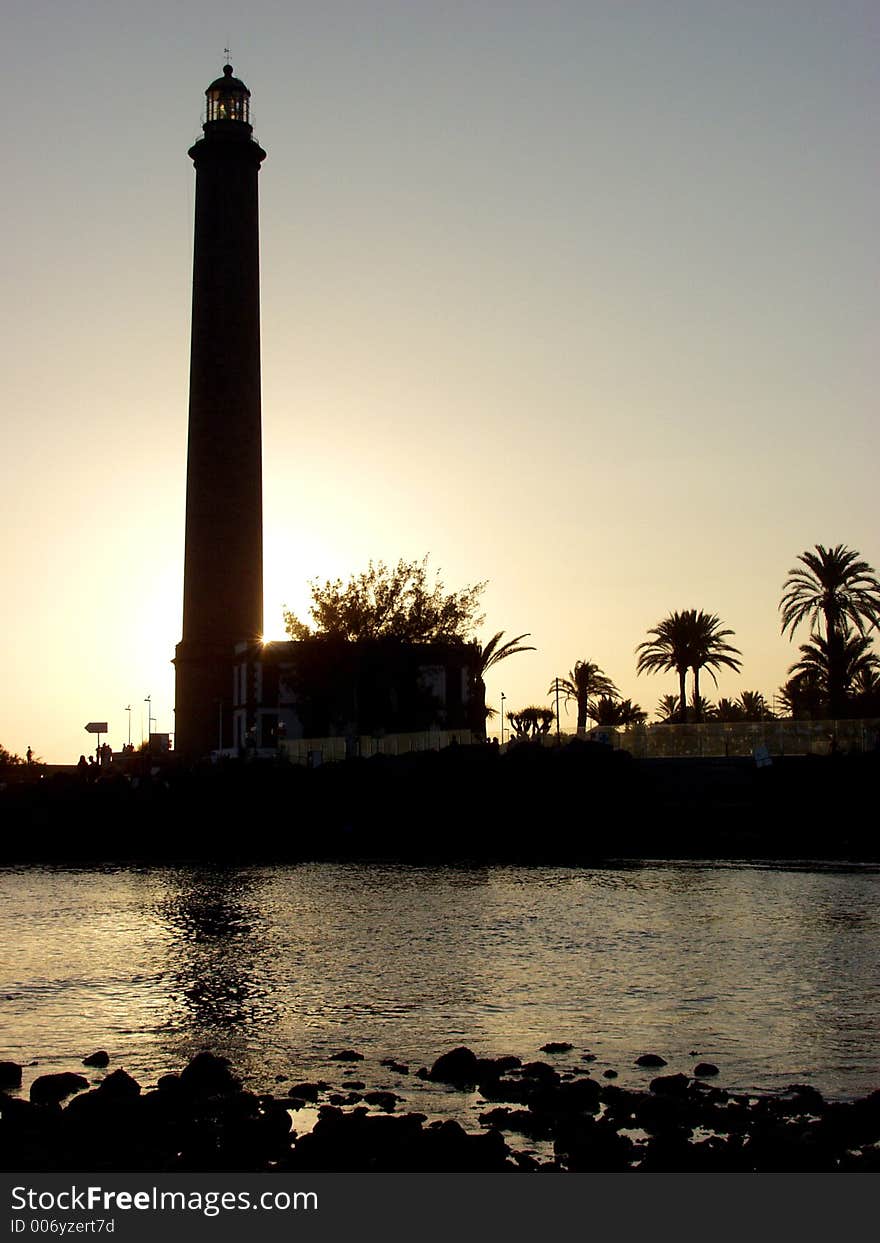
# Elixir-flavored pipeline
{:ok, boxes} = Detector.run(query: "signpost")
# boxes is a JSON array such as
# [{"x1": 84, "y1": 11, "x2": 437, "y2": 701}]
[{"x1": 84, "y1": 721, "x2": 108, "y2": 764}]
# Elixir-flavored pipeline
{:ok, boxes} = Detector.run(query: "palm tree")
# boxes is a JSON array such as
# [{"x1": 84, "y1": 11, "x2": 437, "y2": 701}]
[
  {"x1": 715, "y1": 697, "x2": 745, "y2": 723},
  {"x1": 686, "y1": 612, "x2": 742, "y2": 720},
  {"x1": 591, "y1": 696, "x2": 647, "y2": 727},
  {"x1": 637, "y1": 613, "x2": 691, "y2": 722},
  {"x1": 636, "y1": 609, "x2": 741, "y2": 722},
  {"x1": 655, "y1": 694, "x2": 682, "y2": 724},
  {"x1": 549, "y1": 661, "x2": 619, "y2": 732},
  {"x1": 851, "y1": 666, "x2": 880, "y2": 718},
  {"x1": 777, "y1": 673, "x2": 825, "y2": 720},
  {"x1": 476, "y1": 631, "x2": 536, "y2": 675},
  {"x1": 472, "y1": 631, "x2": 535, "y2": 735},
  {"x1": 787, "y1": 625, "x2": 880, "y2": 714},
  {"x1": 737, "y1": 691, "x2": 774, "y2": 721},
  {"x1": 690, "y1": 692, "x2": 718, "y2": 721},
  {"x1": 779, "y1": 544, "x2": 880, "y2": 717}
]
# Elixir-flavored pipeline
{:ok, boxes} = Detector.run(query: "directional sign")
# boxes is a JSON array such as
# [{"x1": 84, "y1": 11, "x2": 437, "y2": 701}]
[{"x1": 85, "y1": 722, "x2": 108, "y2": 734}]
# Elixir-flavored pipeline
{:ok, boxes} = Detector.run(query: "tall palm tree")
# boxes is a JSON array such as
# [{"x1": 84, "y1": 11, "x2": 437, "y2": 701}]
[
  {"x1": 687, "y1": 612, "x2": 742, "y2": 720},
  {"x1": 779, "y1": 544, "x2": 880, "y2": 717},
  {"x1": 549, "y1": 661, "x2": 618, "y2": 732},
  {"x1": 636, "y1": 609, "x2": 741, "y2": 722},
  {"x1": 636, "y1": 611, "x2": 694, "y2": 723}
]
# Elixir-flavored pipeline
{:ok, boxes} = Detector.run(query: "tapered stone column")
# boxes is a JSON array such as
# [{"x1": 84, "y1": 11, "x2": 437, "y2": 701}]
[{"x1": 174, "y1": 66, "x2": 267, "y2": 758}]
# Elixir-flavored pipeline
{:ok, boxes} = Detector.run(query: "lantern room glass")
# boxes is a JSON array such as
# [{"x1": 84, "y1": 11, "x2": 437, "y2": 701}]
[{"x1": 206, "y1": 86, "x2": 249, "y2": 124}]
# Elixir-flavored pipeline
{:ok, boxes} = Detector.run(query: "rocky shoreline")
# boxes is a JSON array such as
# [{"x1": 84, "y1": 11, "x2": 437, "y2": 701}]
[{"x1": 2, "y1": 1045, "x2": 879, "y2": 1173}]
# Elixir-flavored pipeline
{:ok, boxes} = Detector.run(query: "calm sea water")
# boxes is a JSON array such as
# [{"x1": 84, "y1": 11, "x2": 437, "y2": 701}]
[{"x1": 1, "y1": 861, "x2": 878, "y2": 1127}]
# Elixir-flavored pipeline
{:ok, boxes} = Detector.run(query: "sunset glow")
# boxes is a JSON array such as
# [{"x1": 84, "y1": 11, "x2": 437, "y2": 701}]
[{"x1": 1, "y1": 2, "x2": 877, "y2": 761}]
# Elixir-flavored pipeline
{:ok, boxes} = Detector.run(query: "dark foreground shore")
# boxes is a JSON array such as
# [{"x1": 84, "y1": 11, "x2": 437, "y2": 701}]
[
  {"x1": 3, "y1": 1046, "x2": 879, "y2": 1173},
  {"x1": 2, "y1": 743, "x2": 879, "y2": 862}
]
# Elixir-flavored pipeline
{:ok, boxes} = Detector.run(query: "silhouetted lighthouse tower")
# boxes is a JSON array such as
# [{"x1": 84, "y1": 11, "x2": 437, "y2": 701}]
[{"x1": 174, "y1": 65, "x2": 267, "y2": 757}]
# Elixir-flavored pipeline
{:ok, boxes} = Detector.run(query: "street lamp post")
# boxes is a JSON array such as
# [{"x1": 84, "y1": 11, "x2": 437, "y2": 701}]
[
  {"x1": 500, "y1": 691, "x2": 506, "y2": 745},
  {"x1": 124, "y1": 705, "x2": 132, "y2": 747}
]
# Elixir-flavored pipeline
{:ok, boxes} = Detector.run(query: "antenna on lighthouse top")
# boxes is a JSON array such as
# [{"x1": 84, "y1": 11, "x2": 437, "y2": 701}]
[{"x1": 224, "y1": 45, "x2": 231, "y2": 65}]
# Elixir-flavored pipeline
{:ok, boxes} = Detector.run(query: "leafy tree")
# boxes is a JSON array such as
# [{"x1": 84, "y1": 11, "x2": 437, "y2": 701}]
[
  {"x1": 779, "y1": 543, "x2": 880, "y2": 717},
  {"x1": 283, "y1": 557, "x2": 486, "y2": 643},
  {"x1": 549, "y1": 661, "x2": 618, "y2": 732},
  {"x1": 0, "y1": 744, "x2": 23, "y2": 768},
  {"x1": 591, "y1": 696, "x2": 647, "y2": 727},
  {"x1": 636, "y1": 609, "x2": 741, "y2": 722}
]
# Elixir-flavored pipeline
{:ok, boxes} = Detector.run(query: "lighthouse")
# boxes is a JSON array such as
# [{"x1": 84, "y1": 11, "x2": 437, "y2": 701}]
[{"x1": 174, "y1": 65, "x2": 267, "y2": 758}]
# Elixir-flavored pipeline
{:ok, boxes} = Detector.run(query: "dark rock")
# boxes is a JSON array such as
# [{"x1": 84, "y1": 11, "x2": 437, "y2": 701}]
[
  {"x1": 540, "y1": 1042, "x2": 573, "y2": 1054},
  {"x1": 415, "y1": 1067, "x2": 430, "y2": 1079},
  {"x1": 330, "y1": 1050, "x2": 364, "y2": 1062},
  {"x1": 275, "y1": 1074, "x2": 288, "y2": 1083},
  {"x1": 520, "y1": 1061, "x2": 559, "y2": 1082},
  {"x1": 478, "y1": 1107, "x2": 553, "y2": 1140},
  {"x1": 157, "y1": 1074, "x2": 181, "y2": 1093},
  {"x1": 559, "y1": 1077, "x2": 602, "y2": 1110},
  {"x1": 346, "y1": 1081, "x2": 366, "y2": 1091},
  {"x1": 694, "y1": 1062, "x2": 719, "y2": 1077},
  {"x1": 775, "y1": 1085, "x2": 826, "y2": 1115},
  {"x1": 179, "y1": 1052, "x2": 241, "y2": 1097},
  {"x1": 288, "y1": 1082, "x2": 319, "y2": 1102},
  {"x1": 380, "y1": 1059, "x2": 409, "y2": 1074},
  {"x1": 97, "y1": 1069, "x2": 141, "y2": 1098},
  {"x1": 581, "y1": 1053, "x2": 597, "y2": 1062},
  {"x1": 428, "y1": 1047, "x2": 480, "y2": 1086},
  {"x1": 363, "y1": 1091, "x2": 400, "y2": 1112},
  {"x1": 603, "y1": 1069, "x2": 618, "y2": 1079},
  {"x1": 30, "y1": 1073, "x2": 90, "y2": 1105},
  {"x1": 553, "y1": 1116, "x2": 636, "y2": 1172},
  {"x1": 283, "y1": 1105, "x2": 513, "y2": 1173},
  {"x1": 82, "y1": 1051, "x2": 110, "y2": 1068},
  {"x1": 649, "y1": 1073, "x2": 691, "y2": 1097},
  {"x1": 0, "y1": 1062, "x2": 22, "y2": 1089},
  {"x1": 636, "y1": 1054, "x2": 668, "y2": 1068},
  {"x1": 477, "y1": 1076, "x2": 535, "y2": 1105}
]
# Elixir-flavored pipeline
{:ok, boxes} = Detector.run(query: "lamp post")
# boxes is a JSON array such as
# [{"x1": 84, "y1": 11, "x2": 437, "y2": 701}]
[
  {"x1": 124, "y1": 705, "x2": 131, "y2": 747},
  {"x1": 500, "y1": 691, "x2": 506, "y2": 745},
  {"x1": 145, "y1": 695, "x2": 156, "y2": 742},
  {"x1": 554, "y1": 677, "x2": 561, "y2": 740}
]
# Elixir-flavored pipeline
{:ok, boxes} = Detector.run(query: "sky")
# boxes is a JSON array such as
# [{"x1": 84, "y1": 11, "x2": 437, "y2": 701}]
[{"x1": 1, "y1": 1, "x2": 878, "y2": 761}]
